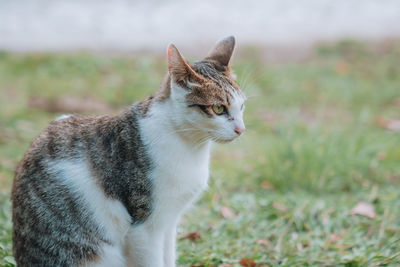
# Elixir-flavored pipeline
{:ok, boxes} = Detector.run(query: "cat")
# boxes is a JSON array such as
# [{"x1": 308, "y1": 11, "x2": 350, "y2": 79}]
[{"x1": 12, "y1": 36, "x2": 246, "y2": 267}]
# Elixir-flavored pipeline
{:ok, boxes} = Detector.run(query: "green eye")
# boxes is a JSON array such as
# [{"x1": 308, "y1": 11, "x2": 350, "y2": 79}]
[{"x1": 212, "y1": 105, "x2": 225, "y2": 115}]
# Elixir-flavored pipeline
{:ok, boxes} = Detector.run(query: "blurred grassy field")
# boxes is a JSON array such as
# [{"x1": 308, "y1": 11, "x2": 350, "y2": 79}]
[{"x1": 0, "y1": 40, "x2": 399, "y2": 266}]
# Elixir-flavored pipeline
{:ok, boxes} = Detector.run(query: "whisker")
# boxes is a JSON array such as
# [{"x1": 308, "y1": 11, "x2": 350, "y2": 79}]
[
  {"x1": 193, "y1": 135, "x2": 212, "y2": 150},
  {"x1": 244, "y1": 94, "x2": 259, "y2": 100}
]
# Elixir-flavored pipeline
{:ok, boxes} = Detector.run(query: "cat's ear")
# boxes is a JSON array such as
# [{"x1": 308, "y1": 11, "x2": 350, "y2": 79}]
[
  {"x1": 167, "y1": 44, "x2": 197, "y2": 84},
  {"x1": 205, "y1": 36, "x2": 235, "y2": 67}
]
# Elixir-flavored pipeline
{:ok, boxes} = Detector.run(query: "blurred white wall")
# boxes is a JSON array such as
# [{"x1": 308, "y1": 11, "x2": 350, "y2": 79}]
[{"x1": 1, "y1": 0, "x2": 400, "y2": 52}]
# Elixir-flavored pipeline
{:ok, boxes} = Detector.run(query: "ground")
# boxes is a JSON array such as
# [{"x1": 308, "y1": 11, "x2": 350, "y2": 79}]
[{"x1": 0, "y1": 40, "x2": 399, "y2": 266}]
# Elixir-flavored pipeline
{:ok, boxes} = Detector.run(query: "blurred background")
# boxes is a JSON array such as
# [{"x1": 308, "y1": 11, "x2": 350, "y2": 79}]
[
  {"x1": 0, "y1": 0, "x2": 400, "y2": 266},
  {"x1": 1, "y1": 0, "x2": 400, "y2": 53}
]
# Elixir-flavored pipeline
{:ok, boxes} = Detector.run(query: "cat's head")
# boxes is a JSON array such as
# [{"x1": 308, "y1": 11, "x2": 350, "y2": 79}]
[{"x1": 166, "y1": 36, "x2": 246, "y2": 143}]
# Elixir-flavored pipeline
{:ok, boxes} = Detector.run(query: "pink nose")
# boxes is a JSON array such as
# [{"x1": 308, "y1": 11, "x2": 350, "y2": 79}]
[{"x1": 234, "y1": 126, "x2": 245, "y2": 136}]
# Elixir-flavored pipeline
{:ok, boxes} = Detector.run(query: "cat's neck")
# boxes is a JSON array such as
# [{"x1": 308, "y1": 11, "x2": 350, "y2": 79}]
[{"x1": 137, "y1": 98, "x2": 211, "y2": 152}]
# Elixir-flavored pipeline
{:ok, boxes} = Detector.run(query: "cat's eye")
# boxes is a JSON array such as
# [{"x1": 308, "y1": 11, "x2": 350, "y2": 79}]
[{"x1": 212, "y1": 105, "x2": 225, "y2": 115}]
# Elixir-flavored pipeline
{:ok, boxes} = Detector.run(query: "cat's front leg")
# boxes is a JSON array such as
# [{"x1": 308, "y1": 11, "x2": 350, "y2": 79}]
[
  {"x1": 125, "y1": 224, "x2": 164, "y2": 267},
  {"x1": 163, "y1": 225, "x2": 177, "y2": 267}
]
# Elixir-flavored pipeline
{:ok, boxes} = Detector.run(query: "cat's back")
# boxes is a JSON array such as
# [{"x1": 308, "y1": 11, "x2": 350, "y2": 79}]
[
  {"x1": 14, "y1": 109, "x2": 146, "y2": 184},
  {"x1": 13, "y1": 114, "x2": 113, "y2": 197},
  {"x1": 15, "y1": 115, "x2": 101, "y2": 167},
  {"x1": 12, "y1": 115, "x2": 112, "y2": 266},
  {"x1": 12, "y1": 109, "x2": 152, "y2": 266}
]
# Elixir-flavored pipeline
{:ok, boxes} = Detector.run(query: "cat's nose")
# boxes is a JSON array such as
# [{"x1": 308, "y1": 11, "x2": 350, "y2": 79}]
[{"x1": 234, "y1": 126, "x2": 245, "y2": 136}]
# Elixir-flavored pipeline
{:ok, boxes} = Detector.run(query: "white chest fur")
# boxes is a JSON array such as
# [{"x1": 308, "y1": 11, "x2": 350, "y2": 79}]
[{"x1": 139, "y1": 102, "x2": 211, "y2": 229}]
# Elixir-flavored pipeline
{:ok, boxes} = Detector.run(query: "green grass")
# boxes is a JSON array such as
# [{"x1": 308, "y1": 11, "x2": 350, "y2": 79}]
[{"x1": 0, "y1": 40, "x2": 399, "y2": 266}]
